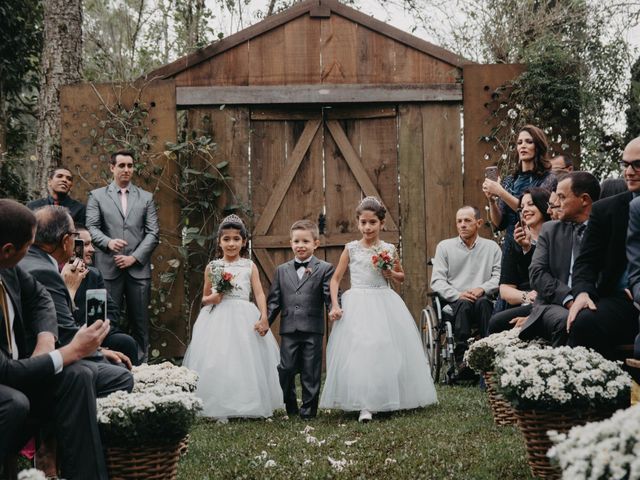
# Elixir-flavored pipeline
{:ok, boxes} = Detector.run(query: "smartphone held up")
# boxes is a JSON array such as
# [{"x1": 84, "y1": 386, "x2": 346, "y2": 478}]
[
  {"x1": 484, "y1": 166, "x2": 499, "y2": 182},
  {"x1": 69, "y1": 238, "x2": 84, "y2": 264},
  {"x1": 86, "y1": 288, "x2": 107, "y2": 326}
]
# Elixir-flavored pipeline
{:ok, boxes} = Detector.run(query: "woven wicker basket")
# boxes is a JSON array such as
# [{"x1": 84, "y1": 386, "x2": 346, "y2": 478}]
[
  {"x1": 483, "y1": 372, "x2": 516, "y2": 426},
  {"x1": 105, "y1": 437, "x2": 187, "y2": 480},
  {"x1": 515, "y1": 408, "x2": 615, "y2": 479}
]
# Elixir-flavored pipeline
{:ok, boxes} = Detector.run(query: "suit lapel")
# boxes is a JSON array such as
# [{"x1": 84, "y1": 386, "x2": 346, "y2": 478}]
[
  {"x1": 297, "y1": 257, "x2": 319, "y2": 290},
  {"x1": 285, "y1": 260, "x2": 299, "y2": 289},
  {"x1": 124, "y1": 184, "x2": 139, "y2": 221},
  {"x1": 0, "y1": 270, "x2": 25, "y2": 358},
  {"x1": 108, "y1": 182, "x2": 125, "y2": 218}
]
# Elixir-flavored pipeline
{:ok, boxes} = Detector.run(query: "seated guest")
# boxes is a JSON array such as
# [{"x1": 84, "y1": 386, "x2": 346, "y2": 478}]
[
  {"x1": 547, "y1": 190, "x2": 561, "y2": 220},
  {"x1": 70, "y1": 226, "x2": 139, "y2": 365},
  {"x1": 567, "y1": 138, "x2": 640, "y2": 359},
  {"x1": 26, "y1": 167, "x2": 85, "y2": 225},
  {"x1": 550, "y1": 153, "x2": 574, "y2": 175},
  {"x1": 0, "y1": 199, "x2": 115, "y2": 479},
  {"x1": 600, "y1": 177, "x2": 628, "y2": 199},
  {"x1": 431, "y1": 206, "x2": 501, "y2": 361},
  {"x1": 488, "y1": 188, "x2": 551, "y2": 334},
  {"x1": 520, "y1": 172, "x2": 600, "y2": 346}
]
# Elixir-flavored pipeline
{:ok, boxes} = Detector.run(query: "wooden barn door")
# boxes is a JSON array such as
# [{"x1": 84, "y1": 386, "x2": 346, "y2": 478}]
[{"x1": 250, "y1": 106, "x2": 400, "y2": 338}]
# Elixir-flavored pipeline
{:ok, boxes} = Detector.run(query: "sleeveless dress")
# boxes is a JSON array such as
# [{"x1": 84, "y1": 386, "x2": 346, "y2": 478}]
[
  {"x1": 319, "y1": 241, "x2": 437, "y2": 412},
  {"x1": 183, "y1": 258, "x2": 283, "y2": 418}
]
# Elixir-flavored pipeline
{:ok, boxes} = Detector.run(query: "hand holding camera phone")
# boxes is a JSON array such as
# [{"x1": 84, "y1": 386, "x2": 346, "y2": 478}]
[{"x1": 86, "y1": 289, "x2": 107, "y2": 326}]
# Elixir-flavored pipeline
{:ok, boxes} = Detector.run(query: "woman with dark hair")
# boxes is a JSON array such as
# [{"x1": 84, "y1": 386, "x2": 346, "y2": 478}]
[
  {"x1": 488, "y1": 188, "x2": 551, "y2": 334},
  {"x1": 482, "y1": 125, "x2": 557, "y2": 241}
]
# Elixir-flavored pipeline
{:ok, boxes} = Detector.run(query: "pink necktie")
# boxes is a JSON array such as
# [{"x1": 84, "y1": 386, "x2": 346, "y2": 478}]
[{"x1": 120, "y1": 188, "x2": 128, "y2": 215}]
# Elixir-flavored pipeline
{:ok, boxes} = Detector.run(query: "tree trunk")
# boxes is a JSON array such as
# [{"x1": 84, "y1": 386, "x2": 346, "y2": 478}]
[{"x1": 35, "y1": 0, "x2": 83, "y2": 195}]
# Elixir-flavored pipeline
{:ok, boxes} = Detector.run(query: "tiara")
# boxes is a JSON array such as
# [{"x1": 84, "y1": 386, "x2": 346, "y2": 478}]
[
  {"x1": 220, "y1": 214, "x2": 245, "y2": 227},
  {"x1": 358, "y1": 196, "x2": 382, "y2": 207}
]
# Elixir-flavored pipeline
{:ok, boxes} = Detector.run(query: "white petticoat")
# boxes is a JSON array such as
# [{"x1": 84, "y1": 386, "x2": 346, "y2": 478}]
[
  {"x1": 183, "y1": 299, "x2": 283, "y2": 418},
  {"x1": 319, "y1": 287, "x2": 437, "y2": 412}
]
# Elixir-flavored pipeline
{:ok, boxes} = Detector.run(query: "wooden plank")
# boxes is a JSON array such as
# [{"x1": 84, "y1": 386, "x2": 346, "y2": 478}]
[
  {"x1": 325, "y1": 105, "x2": 396, "y2": 120},
  {"x1": 356, "y1": 26, "x2": 396, "y2": 84},
  {"x1": 253, "y1": 119, "x2": 322, "y2": 235},
  {"x1": 251, "y1": 107, "x2": 321, "y2": 121},
  {"x1": 423, "y1": 103, "x2": 463, "y2": 260},
  {"x1": 253, "y1": 248, "x2": 277, "y2": 283},
  {"x1": 320, "y1": 14, "x2": 358, "y2": 83},
  {"x1": 253, "y1": 231, "x2": 399, "y2": 248},
  {"x1": 398, "y1": 103, "x2": 427, "y2": 322},
  {"x1": 249, "y1": 27, "x2": 286, "y2": 86},
  {"x1": 176, "y1": 83, "x2": 462, "y2": 106},
  {"x1": 284, "y1": 14, "x2": 321, "y2": 84},
  {"x1": 325, "y1": 119, "x2": 398, "y2": 231}
]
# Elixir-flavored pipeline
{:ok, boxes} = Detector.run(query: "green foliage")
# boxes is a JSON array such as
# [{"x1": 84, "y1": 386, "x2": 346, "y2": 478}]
[
  {"x1": 177, "y1": 385, "x2": 533, "y2": 479},
  {"x1": 626, "y1": 56, "x2": 640, "y2": 144},
  {"x1": 0, "y1": 155, "x2": 30, "y2": 201}
]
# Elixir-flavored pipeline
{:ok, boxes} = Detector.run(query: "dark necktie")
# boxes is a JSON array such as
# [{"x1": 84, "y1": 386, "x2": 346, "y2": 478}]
[
  {"x1": 0, "y1": 280, "x2": 13, "y2": 358},
  {"x1": 294, "y1": 261, "x2": 309, "y2": 270},
  {"x1": 572, "y1": 223, "x2": 587, "y2": 260}
]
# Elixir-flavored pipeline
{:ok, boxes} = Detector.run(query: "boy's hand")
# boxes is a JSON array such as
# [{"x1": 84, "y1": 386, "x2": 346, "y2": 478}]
[{"x1": 329, "y1": 306, "x2": 343, "y2": 322}]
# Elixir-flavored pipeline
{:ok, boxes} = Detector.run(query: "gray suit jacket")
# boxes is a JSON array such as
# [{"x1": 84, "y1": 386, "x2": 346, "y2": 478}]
[
  {"x1": 267, "y1": 256, "x2": 334, "y2": 335},
  {"x1": 86, "y1": 182, "x2": 159, "y2": 280},
  {"x1": 521, "y1": 220, "x2": 573, "y2": 333}
]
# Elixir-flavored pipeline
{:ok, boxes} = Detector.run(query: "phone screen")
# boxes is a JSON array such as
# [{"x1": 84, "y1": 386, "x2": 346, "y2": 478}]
[
  {"x1": 73, "y1": 238, "x2": 84, "y2": 261},
  {"x1": 86, "y1": 289, "x2": 107, "y2": 326}
]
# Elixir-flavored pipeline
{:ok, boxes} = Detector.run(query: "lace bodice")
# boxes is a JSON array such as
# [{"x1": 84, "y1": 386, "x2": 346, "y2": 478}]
[
  {"x1": 347, "y1": 240, "x2": 396, "y2": 289},
  {"x1": 208, "y1": 257, "x2": 253, "y2": 301}
]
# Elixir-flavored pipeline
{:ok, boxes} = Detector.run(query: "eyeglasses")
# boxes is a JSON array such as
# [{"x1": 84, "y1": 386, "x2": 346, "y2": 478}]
[
  {"x1": 547, "y1": 202, "x2": 560, "y2": 210},
  {"x1": 67, "y1": 231, "x2": 79, "y2": 238},
  {"x1": 619, "y1": 160, "x2": 640, "y2": 172}
]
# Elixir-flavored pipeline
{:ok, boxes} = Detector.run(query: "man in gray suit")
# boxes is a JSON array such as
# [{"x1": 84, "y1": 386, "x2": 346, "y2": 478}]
[
  {"x1": 520, "y1": 172, "x2": 600, "y2": 345},
  {"x1": 267, "y1": 220, "x2": 334, "y2": 419},
  {"x1": 86, "y1": 151, "x2": 159, "y2": 362}
]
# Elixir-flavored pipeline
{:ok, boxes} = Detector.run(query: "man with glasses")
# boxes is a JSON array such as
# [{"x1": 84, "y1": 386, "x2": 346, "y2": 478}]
[
  {"x1": 547, "y1": 191, "x2": 561, "y2": 220},
  {"x1": 550, "y1": 154, "x2": 574, "y2": 175},
  {"x1": 566, "y1": 138, "x2": 640, "y2": 359}
]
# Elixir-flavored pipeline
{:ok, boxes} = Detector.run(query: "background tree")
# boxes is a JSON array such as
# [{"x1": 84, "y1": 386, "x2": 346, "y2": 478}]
[
  {"x1": 35, "y1": 0, "x2": 83, "y2": 195},
  {"x1": 626, "y1": 56, "x2": 640, "y2": 143}
]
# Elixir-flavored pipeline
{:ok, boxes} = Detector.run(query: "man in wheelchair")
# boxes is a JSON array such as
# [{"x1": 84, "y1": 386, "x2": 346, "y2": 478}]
[{"x1": 430, "y1": 206, "x2": 501, "y2": 379}]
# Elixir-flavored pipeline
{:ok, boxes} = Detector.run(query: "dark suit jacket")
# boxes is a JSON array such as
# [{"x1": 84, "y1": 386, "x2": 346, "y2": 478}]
[
  {"x1": 26, "y1": 195, "x2": 86, "y2": 226},
  {"x1": 73, "y1": 266, "x2": 122, "y2": 332},
  {"x1": 572, "y1": 191, "x2": 633, "y2": 300},
  {"x1": 86, "y1": 182, "x2": 159, "y2": 280},
  {"x1": 18, "y1": 246, "x2": 80, "y2": 346},
  {"x1": 0, "y1": 266, "x2": 57, "y2": 389},
  {"x1": 628, "y1": 196, "x2": 640, "y2": 302},
  {"x1": 267, "y1": 256, "x2": 334, "y2": 335}
]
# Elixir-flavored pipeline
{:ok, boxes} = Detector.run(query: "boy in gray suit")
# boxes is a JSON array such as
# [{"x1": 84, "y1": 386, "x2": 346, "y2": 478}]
[{"x1": 267, "y1": 220, "x2": 334, "y2": 419}]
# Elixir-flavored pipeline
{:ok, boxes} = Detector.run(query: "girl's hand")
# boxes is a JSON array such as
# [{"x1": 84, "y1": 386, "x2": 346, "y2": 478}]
[
  {"x1": 382, "y1": 267, "x2": 394, "y2": 279},
  {"x1": 254, "y1": 317, "x2": 269, "y2": 336},
  {"x1": 482, "y1": 178, "x2": 503, "y2": 198},
  {"x1": 329, "y1": 306, "x2": 343, "y2": 322},
  {"x1": 202, "y1": 291, "x2": 223, "y2": 306},
  {"x1": 514, "y1": 223, "x2": 531, "y2": 250}
]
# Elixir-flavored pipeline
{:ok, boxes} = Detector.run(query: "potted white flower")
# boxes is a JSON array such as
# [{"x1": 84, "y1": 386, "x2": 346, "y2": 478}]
[
  {"x1": 463, "y1": 328, "x2": 538, "y2": 426},
  {"x1": 495, "y1": 346, "x2": 631, "y2": 479},
  {"x1": 548, "y1": 403, "x2": 640, "y2": 480},
  {"x1": 98, "y1": 363, "x2": 202, "y2": 480}
]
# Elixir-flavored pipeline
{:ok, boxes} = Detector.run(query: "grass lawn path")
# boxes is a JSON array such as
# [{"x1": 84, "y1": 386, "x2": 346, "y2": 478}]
[{"x1": 177, "y1": 384, "x2": 533, "y2": 479}]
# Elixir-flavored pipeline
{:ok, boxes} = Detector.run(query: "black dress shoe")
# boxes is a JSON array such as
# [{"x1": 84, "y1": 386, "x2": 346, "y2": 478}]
[{"x1": 300, "y1": 413, "x2": 316, "y2": 420}]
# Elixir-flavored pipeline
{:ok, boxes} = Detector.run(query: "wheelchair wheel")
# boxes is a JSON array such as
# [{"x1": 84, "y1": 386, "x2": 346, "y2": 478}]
[{"x1": 420, "y1": 307, "x2": 438, "y2": 379}]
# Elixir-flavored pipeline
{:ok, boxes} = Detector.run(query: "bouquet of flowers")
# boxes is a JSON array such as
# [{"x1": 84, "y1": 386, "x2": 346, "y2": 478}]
[
  {"x1": 463, "y1": 328, "x2": 538, "y2": 373},
  {"x1": 209, "y1": 263, "x2": 235, "y2": 294},
  {"x1": 495, "y1": 345, "x2": 631, "y2": 411},
  {"x1": 548, "y1": 404, "x2": 640, "y2": 479},
  {"x1": 371, "y1": 248, "x2": 394, "y2": 270},
  {"x1": 132, "y1": 362, "x2": 198, "y2": 393}
]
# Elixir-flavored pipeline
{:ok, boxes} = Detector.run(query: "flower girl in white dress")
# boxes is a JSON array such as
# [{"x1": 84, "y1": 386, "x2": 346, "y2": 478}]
[
  {"x1": 183, "y1": 214, "x2": 282, "y2": 421},
  {"x1": 319, "y1": 197, "x2": 437, "y2": 422}
]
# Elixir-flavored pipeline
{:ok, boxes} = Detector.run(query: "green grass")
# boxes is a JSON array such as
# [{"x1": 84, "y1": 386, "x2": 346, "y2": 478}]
[{"x1": 177, "y1": 385, "x2": 533, "y2": 479}]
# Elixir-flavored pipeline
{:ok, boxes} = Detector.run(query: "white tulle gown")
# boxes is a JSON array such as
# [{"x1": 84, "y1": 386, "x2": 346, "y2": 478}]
[
  {"x1": 183, "y1": 258, "x2": 283, "y2": 418},
  {"x1": 320, "y1": 241, "x2": 437, "y2": 412}
]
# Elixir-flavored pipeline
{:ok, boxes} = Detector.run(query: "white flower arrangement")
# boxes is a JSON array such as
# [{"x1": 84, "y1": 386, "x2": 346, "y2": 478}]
[
  {"x1": 98, "y1": 363, "x2": 202, "y2": 446},
  {"x1": 495, "y1": 346, "x2": 631, "y2": 410},
  {"x1": 17, "y1": 469, "x2": 46, "y2": 480},
  {"x1": 463, "y1": 328, "x2": 530, "y2": 372},
  {"x1": 132, "y1": 361, "x2": 198, "y2": 393},
  {"x1": 548, "y1": 404, "x2": 640, "y2": 479}
]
